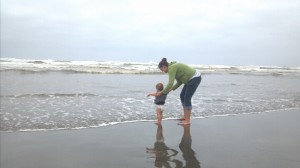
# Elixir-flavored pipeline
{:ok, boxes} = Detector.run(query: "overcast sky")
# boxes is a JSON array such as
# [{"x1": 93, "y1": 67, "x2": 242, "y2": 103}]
[{"x1": 1, "y1": 0, "x2": 300, "y2": 66}]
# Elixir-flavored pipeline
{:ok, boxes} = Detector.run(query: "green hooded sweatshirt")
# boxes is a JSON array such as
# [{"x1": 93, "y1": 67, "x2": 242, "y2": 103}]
[{"x1": 161, "y1": 62, "x2": 196, "y2": 94}]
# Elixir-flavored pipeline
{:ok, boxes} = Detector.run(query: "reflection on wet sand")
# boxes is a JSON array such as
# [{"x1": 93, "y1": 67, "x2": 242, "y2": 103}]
[
  {"x1": 146, "y1": 125, "x2": 178, "y2": 167},
  {"x1": 146, "y1": 125, "x2": 200, "y2": 168},
  {"x1": 178, "y1": 125, "x2": 201, "y2": 168}
]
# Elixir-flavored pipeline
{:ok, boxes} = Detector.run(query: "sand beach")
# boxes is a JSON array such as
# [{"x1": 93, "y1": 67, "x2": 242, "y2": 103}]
[{"x1": 1, "y1": 108, "x2": 299, "y2": 168}]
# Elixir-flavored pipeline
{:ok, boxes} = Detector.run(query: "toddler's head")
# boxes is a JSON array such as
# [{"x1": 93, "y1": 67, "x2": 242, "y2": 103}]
[{"x1": 156, "y1": 83, "x2": 164, "y2": 91}]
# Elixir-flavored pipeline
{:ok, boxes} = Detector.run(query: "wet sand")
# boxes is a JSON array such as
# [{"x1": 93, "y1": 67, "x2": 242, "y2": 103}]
[{"x1": 1, "y1": 109, "x2": 300, "y2": 168}]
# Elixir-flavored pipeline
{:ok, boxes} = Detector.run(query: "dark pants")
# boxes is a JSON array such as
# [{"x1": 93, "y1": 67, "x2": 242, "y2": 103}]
[{"x1": 180, "y1": 76, "x2": 201, "y2": 110}]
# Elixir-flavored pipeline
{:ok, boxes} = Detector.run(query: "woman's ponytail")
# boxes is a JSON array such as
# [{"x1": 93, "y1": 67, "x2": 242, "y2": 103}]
[{"x1": 158, "y1": 58, "x2": 169, "y2": 68}]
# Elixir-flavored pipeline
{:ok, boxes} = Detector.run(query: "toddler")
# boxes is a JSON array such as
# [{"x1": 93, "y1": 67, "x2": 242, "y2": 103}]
[{"x1": 147, "y1": 83, "x2": 168, "y2": 125}]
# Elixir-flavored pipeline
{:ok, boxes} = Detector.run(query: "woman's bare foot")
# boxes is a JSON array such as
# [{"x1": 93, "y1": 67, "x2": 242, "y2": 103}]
[{"x1": 177, "y1": 118, "x2": 185, "y2": 121}]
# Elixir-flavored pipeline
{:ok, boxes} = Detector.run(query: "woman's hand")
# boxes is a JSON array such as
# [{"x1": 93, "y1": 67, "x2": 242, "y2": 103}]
[{"x1": 156, "y1": 92, "x2": 162, "y2": 97}]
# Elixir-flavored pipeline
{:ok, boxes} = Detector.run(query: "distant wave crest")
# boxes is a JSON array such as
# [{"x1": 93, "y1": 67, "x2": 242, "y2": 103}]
[
  {"x1": 1, "y1": 58, "x2": 300, "y2": 75},
  {"x1": 1, "y1": 93, "x2": 98, "y2": 98}
]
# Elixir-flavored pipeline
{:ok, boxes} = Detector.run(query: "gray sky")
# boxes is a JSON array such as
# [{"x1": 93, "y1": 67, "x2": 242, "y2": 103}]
[{"x1": 1, "y1": 0, "x2": 300, "y2": 66}]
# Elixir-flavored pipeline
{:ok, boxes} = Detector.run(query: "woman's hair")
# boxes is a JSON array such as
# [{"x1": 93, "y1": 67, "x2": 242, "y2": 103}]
[{"x1": 158, "y1": 58, "x2": 169, "y2": 68}]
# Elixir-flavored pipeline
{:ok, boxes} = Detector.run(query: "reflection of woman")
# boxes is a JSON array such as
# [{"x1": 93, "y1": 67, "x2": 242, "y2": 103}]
[
  {"x1": 146, "y1": 125, "x2": 178, "y2": 167},
  {"x1": 157, "y1": 58, "x2": 201, "y2": 125},
  {"x1": 179, "y1": 125, "x2": 201, "y2": 168}
]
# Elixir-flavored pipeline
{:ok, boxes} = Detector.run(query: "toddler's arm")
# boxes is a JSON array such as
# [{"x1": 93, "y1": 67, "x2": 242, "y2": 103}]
[{"x1": 147, "y1": 92, "x2": 158, "y2": 97}]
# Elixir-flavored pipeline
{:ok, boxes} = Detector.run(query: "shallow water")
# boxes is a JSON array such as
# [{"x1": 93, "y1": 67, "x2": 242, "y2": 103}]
[{"x1": 1, "y1": 71, "x2": 300, "y2": 132}]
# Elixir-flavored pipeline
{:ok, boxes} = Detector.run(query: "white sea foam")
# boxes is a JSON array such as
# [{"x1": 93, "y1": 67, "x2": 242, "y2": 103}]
[
  {"x1": 1, "y1": 63, "x2": 300, "y2": 132},
  {"x1": 1, "y1": 58, "x2": 300, "y2": 75},
  {"x1": 2, "y1": 107, "x2": 299, "y2": 133}
]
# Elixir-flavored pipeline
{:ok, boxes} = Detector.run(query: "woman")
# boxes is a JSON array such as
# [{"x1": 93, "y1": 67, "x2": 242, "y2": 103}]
[{"x1": 156, "y1": 58, "x2": 201, "y2": 125}]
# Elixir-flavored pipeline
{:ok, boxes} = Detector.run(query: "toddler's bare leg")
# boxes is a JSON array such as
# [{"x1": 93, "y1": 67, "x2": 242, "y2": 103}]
[{"x1": 156, "y1": 107, "x2": 163, "y2": 125}]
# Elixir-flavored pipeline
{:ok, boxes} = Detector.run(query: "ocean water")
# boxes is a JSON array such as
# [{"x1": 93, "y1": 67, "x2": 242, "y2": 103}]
[{"x1": 1, "y1": 58, "x2": 300, "y2": 132}]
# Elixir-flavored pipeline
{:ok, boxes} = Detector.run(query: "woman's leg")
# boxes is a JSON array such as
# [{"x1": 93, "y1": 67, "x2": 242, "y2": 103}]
[
  {"x1": 179, "y1": 85, "x2": 187, "y2": 120},
  {"x1": 179, "y1": 76, "x2": 201, "y2": 124},
  {"x1": 182, "y1": 109, "x2": 191, "y2": 124}
]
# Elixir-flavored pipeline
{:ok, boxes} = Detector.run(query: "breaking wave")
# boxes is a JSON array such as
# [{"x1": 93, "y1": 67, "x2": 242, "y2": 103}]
[
  {"x1": 1, "y1": 58, "x2": 300, "y2": 75},
  {"x1": 1, "y1": 93, "x2": 98, "y2": 98}
]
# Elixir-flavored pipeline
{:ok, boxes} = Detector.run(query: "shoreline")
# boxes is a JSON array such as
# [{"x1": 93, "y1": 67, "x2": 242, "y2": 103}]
[
  {"x1": 1, "y1": 108, "x2": 300, "y2": 168},
  {"x1": 1, "y1": 107, "x2": 299, "y2": 133}
]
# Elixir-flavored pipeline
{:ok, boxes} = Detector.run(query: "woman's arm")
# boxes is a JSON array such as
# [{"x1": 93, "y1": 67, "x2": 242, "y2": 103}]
[
  {"x1": 161, "y1": 68, "x2": 176, "y2": 94},
  {"x1": 172, "y1": 81, "x2": 182, "y2": 91}
]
